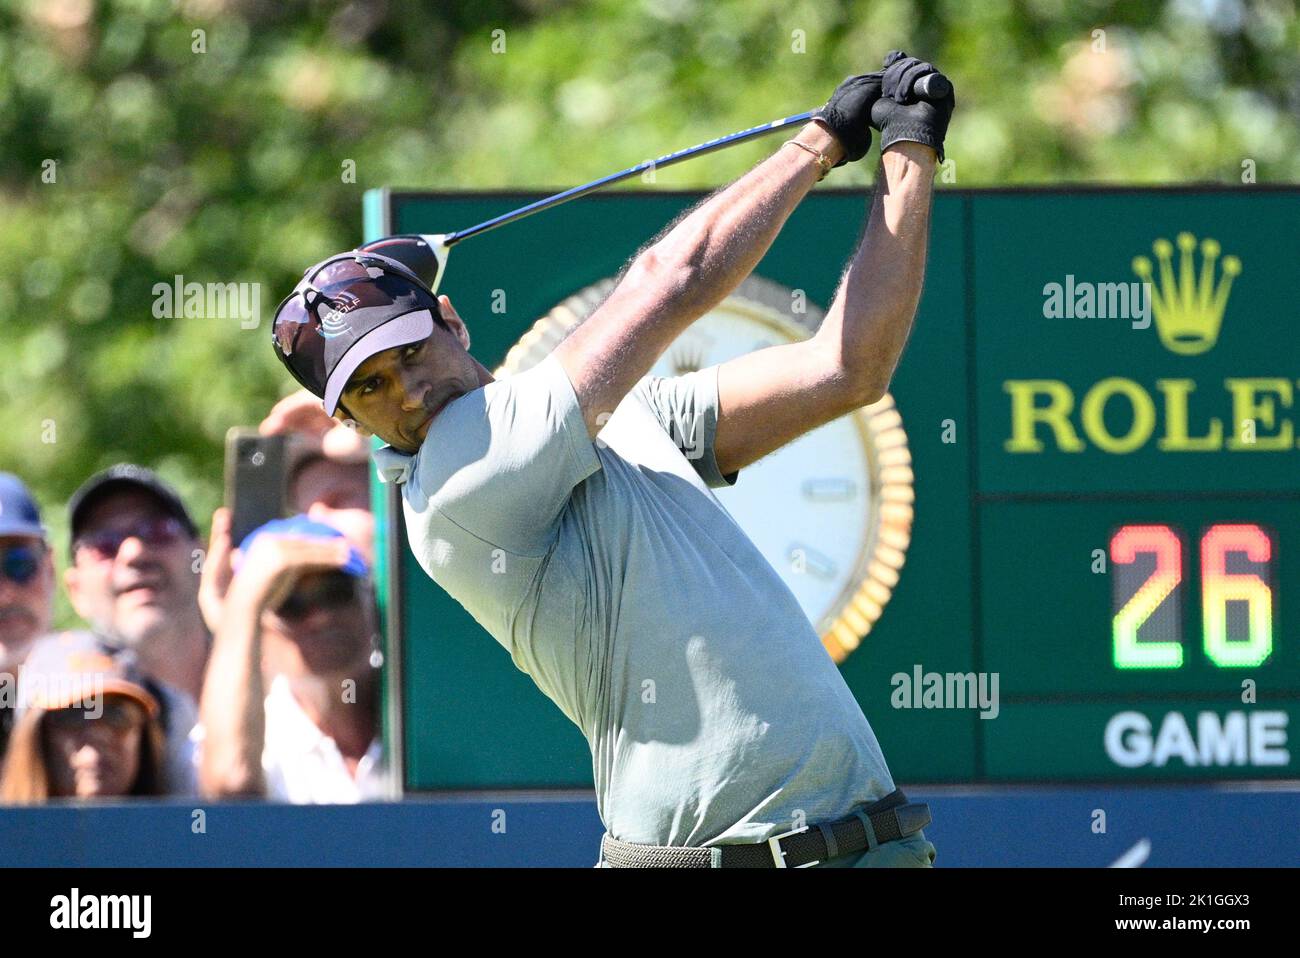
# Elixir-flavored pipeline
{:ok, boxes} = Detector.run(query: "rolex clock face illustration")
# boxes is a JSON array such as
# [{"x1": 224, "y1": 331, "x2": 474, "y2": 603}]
[{"x1": 498, "y1": 275, "x2": 913, "y2": 663}]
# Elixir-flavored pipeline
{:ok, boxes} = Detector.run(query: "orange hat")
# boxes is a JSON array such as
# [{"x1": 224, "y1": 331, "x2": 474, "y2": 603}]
[{"x1": 19, "y1": 631, "x2": 159, "y2": 718}]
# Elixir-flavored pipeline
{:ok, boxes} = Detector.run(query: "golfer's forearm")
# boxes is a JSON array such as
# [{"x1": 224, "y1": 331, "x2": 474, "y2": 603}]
[
  {"x1": 650, "y1": 121, "x2": 842, "y2": 313},
  {"x1": 557, "y1": 122, "x2": 844, "y2": 435},
  {"x1": 198, "y1": 606, "x2": 267, "y2": 797},
  {"x1": 816, "y1": 143, "x2": 935, "y2": 404}
]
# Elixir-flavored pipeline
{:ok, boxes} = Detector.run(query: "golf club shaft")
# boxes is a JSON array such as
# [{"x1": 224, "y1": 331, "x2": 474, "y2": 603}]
[
  {"x1": 443, "y1": 111, "x2": 817, "y2": 248},
  {"x1": 443, "y1": 72, "x2": 950, "y2": 249}
]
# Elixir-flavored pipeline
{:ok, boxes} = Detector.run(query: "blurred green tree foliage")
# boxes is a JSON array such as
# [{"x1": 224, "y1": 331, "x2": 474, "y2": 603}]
[{"x1": 0, "y1": 0, "x2": 1295, "y2": 625}]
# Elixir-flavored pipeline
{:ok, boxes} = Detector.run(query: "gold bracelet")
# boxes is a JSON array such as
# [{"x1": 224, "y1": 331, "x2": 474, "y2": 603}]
[{"x1": 784, "y1": 139, "x2": 833, "y2": 181}]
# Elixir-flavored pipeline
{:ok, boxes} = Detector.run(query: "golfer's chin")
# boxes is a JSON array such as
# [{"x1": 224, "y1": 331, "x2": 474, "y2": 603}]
[
  {"x1": 398, "y1": 410, "x2": 437, "y2": 450},
  {"x1": 376, "y1": 421, "x2": 421, "y2": 454},
  {"x1": 391, "y1": 424, "x2": 429, "y2": 454},
  {"x1": 380, "y1": 405, "x2": 441, "y2": 453}
]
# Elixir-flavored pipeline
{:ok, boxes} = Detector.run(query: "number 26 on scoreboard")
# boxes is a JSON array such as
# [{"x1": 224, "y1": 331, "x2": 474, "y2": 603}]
[{"x1": 1110, "y1": 523, "x2": 1276, "y2": 670}]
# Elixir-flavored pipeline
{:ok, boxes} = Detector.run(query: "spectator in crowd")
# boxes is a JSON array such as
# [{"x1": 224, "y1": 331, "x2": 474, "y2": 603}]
[
  {"x1": 260, "y1": 389, "x2": 375, "y2": 564},
  {"x1": 30, "y1": 464, "x2": 207, "y2": 793},
  {"x1": 0, "y1": 473, "x2": 56, "y2": 756},
  {"x1": 198, "y1": 515, "x2": 383, "y2": 803},
  {"x1": 1, "y1": 636, "x2": 168, "y2": 802},
  {"x1": 62, "y1": 464, "x2": 209, "y2": 701}
]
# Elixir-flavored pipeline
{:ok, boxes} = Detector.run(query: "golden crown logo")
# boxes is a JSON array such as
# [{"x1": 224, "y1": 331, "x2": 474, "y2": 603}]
[{"x1": 1132, "y1": 232, "x2": 1241, "y2": 355}]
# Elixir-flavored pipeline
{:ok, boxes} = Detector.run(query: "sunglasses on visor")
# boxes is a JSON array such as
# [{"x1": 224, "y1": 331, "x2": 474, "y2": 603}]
[{"x1": 271, "y1": 250, "x2": 440, "y2": 399}]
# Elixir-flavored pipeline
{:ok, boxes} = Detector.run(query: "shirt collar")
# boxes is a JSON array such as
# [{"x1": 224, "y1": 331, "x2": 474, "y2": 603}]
[{"x1": 373, "y1": 444, "x2": 414, "y2": 485}]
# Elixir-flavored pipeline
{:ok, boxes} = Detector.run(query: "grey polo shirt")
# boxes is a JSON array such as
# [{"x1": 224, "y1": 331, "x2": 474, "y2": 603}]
[{"x1": 375, "y1": 353, "x2": 896, "y2": 846}]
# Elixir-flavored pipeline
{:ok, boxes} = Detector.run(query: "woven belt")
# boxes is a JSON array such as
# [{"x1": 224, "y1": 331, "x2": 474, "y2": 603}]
[{"x1": 600, "y1": 789, "x2": 931, "y2": 868}]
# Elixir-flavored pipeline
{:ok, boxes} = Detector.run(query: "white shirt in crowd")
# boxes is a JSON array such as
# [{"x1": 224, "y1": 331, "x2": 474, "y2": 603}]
[{"x1": 192, "y1": 675, "x2": 385, "y2": 804}]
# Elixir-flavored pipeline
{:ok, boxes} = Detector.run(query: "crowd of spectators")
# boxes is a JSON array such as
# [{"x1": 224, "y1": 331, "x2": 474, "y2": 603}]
[{"x1": 0, "y1": 390, "x2": 385, "y2": 804}]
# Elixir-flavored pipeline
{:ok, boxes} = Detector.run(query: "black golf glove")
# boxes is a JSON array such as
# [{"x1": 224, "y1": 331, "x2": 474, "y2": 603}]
[
  {"x1": 871, "y1": 50, "x2": 955, "y2": 162},
  {"x1": 814, "y1": 72, "x2": 884, "y2": 167}
]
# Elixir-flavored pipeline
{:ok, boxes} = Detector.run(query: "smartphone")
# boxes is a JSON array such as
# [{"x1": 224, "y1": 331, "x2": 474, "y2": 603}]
[{"x1": 224, "y1": 429, "x2": 288, "y2": 547}]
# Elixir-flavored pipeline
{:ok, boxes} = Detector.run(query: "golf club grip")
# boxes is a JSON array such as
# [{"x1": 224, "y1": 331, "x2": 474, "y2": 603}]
[
  {"x1": 870, "y1": 71, "x2": 951, "y2": 129},
  {"x1": 915, "y1": 72, "x2": 951, "y2": 100}
]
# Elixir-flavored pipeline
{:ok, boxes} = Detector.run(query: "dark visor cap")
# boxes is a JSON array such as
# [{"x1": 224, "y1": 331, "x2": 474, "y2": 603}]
[{"x1": 272, "y1": 251, "x2": 440, "y2": 416}]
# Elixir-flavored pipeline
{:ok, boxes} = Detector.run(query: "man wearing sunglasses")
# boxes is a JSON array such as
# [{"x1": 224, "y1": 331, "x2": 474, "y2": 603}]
[
  {"x1": 27, "y1": 464, "x2": 209, "y2": 794},
  {"x1": 62, "y1": 464, "x2": 209, "y2": 703},
  {"x1": 197, "y1": 515, "x2": 383, "y2": 803},
  {"x1": 0, "y1": 473, "x2": 56, "y2": 757}
]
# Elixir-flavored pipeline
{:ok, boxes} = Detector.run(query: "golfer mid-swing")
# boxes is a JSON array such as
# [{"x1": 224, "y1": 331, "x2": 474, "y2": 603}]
[{"x1": 271, "y1": 55, "x2": 953, "y2": 867}]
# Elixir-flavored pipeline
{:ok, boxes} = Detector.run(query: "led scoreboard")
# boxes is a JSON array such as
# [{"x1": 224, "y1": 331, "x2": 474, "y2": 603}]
[
  {"x1": 369, "y1": 187, "x2": 1299, "y2": 789},
  {"x1": 1110, "y1": 524, "x2": 1276, "y2": 672}
]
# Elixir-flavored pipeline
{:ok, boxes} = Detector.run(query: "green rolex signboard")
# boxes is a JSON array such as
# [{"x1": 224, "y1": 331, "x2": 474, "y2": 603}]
[{"x1": 364, "y1": 186, "x2": 1298, "y2": 790}]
